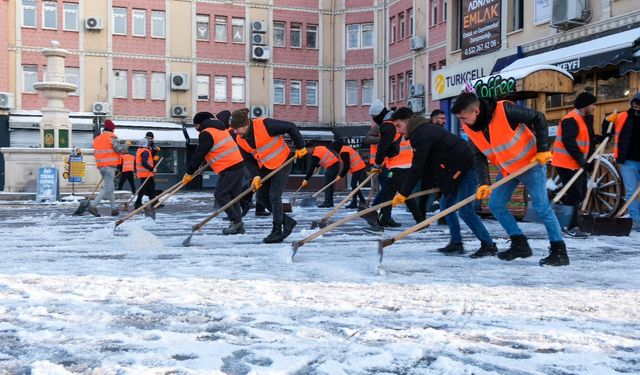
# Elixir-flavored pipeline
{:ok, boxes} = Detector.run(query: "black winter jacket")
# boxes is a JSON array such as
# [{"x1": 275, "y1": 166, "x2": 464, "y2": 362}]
[
  {"x1": 610, "y1": 109, "x2": 640, "y2": 164},
  {"x1": 558, "y1": 112, "x2": 596, "y2": 168},
  {"x1": 373, "y1": 121, "x2": 400, "y2": 167},
  {"x1": 187, "y1": 119, "x2": 245, "y2": 175}
]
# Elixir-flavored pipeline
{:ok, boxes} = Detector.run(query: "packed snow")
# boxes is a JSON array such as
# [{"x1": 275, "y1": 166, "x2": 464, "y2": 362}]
[{"x1": 0, "y1": 191, "x2": 638, "y2": 374}]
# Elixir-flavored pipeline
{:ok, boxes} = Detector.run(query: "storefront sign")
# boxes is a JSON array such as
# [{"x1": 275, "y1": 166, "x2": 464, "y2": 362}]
[
  {"x1": 35, "y1": 166, "x2": 59, "y2": 202},
  {"x1": 461, "y1": 0, "x2": 501, "y2": 60},
  {"x1": 474, "y1": 75, "x2": 517, "y2": 98}
]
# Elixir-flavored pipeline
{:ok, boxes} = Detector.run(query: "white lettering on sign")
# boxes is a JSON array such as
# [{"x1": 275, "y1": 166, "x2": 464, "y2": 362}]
[
  {"x1": 467, "y1": 0, "x2": 498, "y2": 11},
  {"x1": 555, "y1": 59, "x2": 580, "y2": 71}
]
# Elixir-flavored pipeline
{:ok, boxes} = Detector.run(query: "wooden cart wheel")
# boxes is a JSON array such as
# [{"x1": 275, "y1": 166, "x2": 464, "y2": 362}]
[{"x1": 583, "y1": 155, "x2": 622, "y2": 217}]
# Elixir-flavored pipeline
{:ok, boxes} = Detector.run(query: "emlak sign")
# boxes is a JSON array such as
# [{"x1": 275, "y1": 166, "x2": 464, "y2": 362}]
[{"x1": 461, "y1": 0, "x2": 501, "y2": 60}]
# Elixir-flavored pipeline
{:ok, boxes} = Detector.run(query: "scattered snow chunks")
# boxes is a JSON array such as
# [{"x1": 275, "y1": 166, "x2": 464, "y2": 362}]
[
  {"x1": 31, "y1": 360, "x2": 76, "y2": 375},
  {"x1": 120, "y1": 223, "x2": 165, "y2": 251}
]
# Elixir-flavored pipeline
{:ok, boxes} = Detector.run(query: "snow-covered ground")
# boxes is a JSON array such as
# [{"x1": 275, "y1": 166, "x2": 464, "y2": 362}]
[{"x1": 0, "y1": 192, "x2": 639, "y2": 374}]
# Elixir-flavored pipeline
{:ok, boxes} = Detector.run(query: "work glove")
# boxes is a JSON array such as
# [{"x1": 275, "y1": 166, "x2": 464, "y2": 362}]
[
  {"x1": 153, "y1": 155, "x2": 160, "y2": 162},
  {"x1": 605, "y1": 112, "x2": 618, "y2": 123},
  {"x1": 335, "y1": 175, "x2": 342, "y2": 181},
  {"x1": 476, "y1": 185, "x2": 492, "y2": 200},
  {"x1": 125, "y1": 140, "x2": 132, "y2": 147},
  {"x1": 580, "y1": 159, "x2": 594, "y2": 173},
  {"x1": 392, "y1": 193, "x2": 406, "y2": 207},
  {"x1": 301, "y1": 180, "x2": 309, "y2": 188},
  {"x1": 181, "y1": 174, "x2": 193, "y2": 185},
  {"x1": 154, "y1": 146, "x2": 161, "y2": 152},
  {"x1": 251, "y1": 176, "x2": 262, "y2": 191},
  {"x1": 532, "y1": 151, "x2": 553, "y2": 165},
  {"x1": 294, "y1": 148, "x2": 308, "y2": 159},
  {"x1": 370, "y1": 164, "x2": 382, "y2": 174}
]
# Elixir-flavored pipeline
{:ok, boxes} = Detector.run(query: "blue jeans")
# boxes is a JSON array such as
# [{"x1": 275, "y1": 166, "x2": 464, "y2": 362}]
[
  {"x1": 620, "y1": 160, "x2": 640, "y2": 221},
  {"x1": 373, "y1": 167, "x2": 389, "y2": 205},
  {"x1": 440, "y1": 170, "x2": 493, "y2": 244},
  {"x1": 489, "y1": 164, "x2": 563, "y2": 242}
]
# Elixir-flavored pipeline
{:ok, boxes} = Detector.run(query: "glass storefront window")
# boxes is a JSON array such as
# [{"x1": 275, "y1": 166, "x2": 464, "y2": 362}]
[
  {"x1": 564, "y1": 72, "x2": 595, "y2": 107},
  {"x1": 156, "y1": 149, "x2": 177, "y2": 174},
  {"x1": 596, "y1": 69, "x2": 630, "y2": 102}
]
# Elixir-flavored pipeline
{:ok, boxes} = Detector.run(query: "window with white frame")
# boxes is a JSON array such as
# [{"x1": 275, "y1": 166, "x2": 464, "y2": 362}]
[
  {"x1": 65, "y1": 67, "x2": 79, "y2": 95},
  {"x1": 63, "y1": 3, "x2": 78, "y2": 31},
  {"x1": 232, "y1": 77, "x2": 245, "y2": 103},
  {"x1": 389, "y1": 76, "x2": 396, "y2": 102},
  {"x1": 22, "y1": 0, "x2": 36, "y2": 28},
  {"x1": 151, "y1": 72, "x2": 166, "y2": 100},
  {"x1": 346, "y1": 80, "x2": 358, "y2": 106},
  {"x1": 306, "y1": 24, "x2": 318, "y2": 49},
  {"x1": 431, "y1": 0, "x2": 438, "y2": 26},
  {"x1": 443, "y1": 0, "x2": 448, "y2": 22},
  {"x1": 362, "y1": 79, "x2": 373, "y2": 105},
  {"x1": 306, "y1": 81, "x2": 318, "y2": 106},
  {"x1": 132, "y1": 72, "x2": 147, "y2": 99},
  {"x1": 273, "y1": 22, "x2": 285, "y2": 47},
  {"x1": 390, "y1": 16, "x2": 396, "y2": 44},
  {"x1": 347, "y1": 24, "x2": 360, "y2": 50},
  {"x1": 232, "y1": 18, "x2": 245, "y2": 43},
  {"x1": 197, "y1": 75, "x2": 210, "y2": 101},
  {"x1": 508, "y1": 0, "x2": 524, "y2": 32},
  {"x1": 214, "y1": 76, "x2": 227, "y2": 101},
  {"x1": 133, "y1": 9, "x2": 146, "y2": 37},
  {"x1": 398, "y1": 74, "x2": 405, "y2": 100},
  {"x1": 215, "y1": 16, "x2": 227, "y2": 42},
  {"x1": 399, "y1": 12, "x2": 405, "y2": 39},
  {"x1": 196, "y1": 15, "x2": 209, "y2": 40},
  {"x1": 408, "y1": 8, "x2": 414, "y2": 36},
  {"x1": 113, "y1": 70, "x2": 128, "y2": 98},
  {"x1": 406, "y1": 71, "x2": 413, "y2": 89},
  {"x1": 361, "y1": 23, "x2": 373, "y2": 48},
  {"x1": 43, "y1": 1, "x2": 57, "y2": 29},
  {"x1": 290, "y1": 23, "x2": 302, "y2": 48},
  {"x1": 22, "y1": 65, "x2": 38, "y2": 93},
  {"x1": 274, "y1": 79, "x2": 285, "y2": 105},
  {"x1": 151, "y1": 11, "x2": 165, "y2": 38},
  {"x1": 290, "y1": 80, "x2": 302, "y2": 105},
  {"x1": 113, "y1": 7, "x2": 127, "y2": 35}
]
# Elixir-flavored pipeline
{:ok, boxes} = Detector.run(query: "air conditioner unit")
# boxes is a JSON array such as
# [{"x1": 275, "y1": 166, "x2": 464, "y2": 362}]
[
  {"x1": 252, "y1": 46, "x2": 270, "y2": 61},
  {"x1": 170, "y1": 73, "x2": 190, "y2": 91},
  {"x1": 551, "y1": 0, "x2": 588, "y2": 29},
  {"x1": 410, "y1": 36, "x2": 425, "y2": 51},
  {"x1": 85, "y1": 17, "x2": 104, "y2": 30},
  {"x1": 0, "y1": 92, "x2": 14, "y2": 110},
  {"x1": 251, "y1": 20, "x2": 267, "y2": 33},
  {"x1": 172, "y1": 105, "x2": 188, "y2": 118},
  {"x1": 408, "y1": 98, "x2": 424, "y2": 113},
  {"x1": 251, "y1": 106, "x2": 268, "y2": 118},
  {"x1": 252, "y1": 33, "x2": 267, "y2": 45},
  {"x1": 410, "y1": 84, "x2": 425, "y2": 98},
  {"x1": 92, "y1": 101, "x2": 110, "y2": 114}
]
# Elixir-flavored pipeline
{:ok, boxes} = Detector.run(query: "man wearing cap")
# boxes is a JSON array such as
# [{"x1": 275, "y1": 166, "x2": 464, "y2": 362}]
[
  {"x1": 88, "y1": 119, "x2": 129, "y2": 217},
  {"x1": 551, "y1": 92, "x2": 599, "y2": 237},
  {"x1": 300, "y1": 143, "x2": 341, "y2": 208},
  {"x1": 230, "y1": 108, "x2": 307, "y2": 243}
]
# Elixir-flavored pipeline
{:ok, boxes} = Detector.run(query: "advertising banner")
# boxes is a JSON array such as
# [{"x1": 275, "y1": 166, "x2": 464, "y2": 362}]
[{"x1": 461, "y1": 0, "x2": 501, "y2": 60}]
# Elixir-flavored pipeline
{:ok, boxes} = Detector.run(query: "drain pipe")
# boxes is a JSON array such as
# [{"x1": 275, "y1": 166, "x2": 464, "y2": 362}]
[
  {"x1": 330, "y1": 0, "x2": 336, "y2": 126},
  {"x1": 382, "y1": 0, "x2": 387, "y2": 104}
]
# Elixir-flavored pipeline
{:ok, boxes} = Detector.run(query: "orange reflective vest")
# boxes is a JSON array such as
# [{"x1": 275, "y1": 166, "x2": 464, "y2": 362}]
[
  {"x1": 369, "y1": 144, "x2": 377, "y2": 165},
  {"x1": 135, "y1": 147, "x2": 155, "y2": 178},
  {"x1": 551, "y1": 110, "x2": 590, "y2": 170},
  {"x1": 236, "y1": 118, "x2": 290, "y2": 169},
  {"x1": 614, "y1": 111, "x2": 629, "y2": 159},
  {"x1": 386, "y1": 133, "x2": 413, "y2": 169},
  {"x1": 312, "y1": 146, "x2": 339, "y2": 169},
  {"x1": 341, "y1": 145, "x2": 366, "y2": 174},
  {"x1": 121, "y1": 154, "x2": 135, "y2": 172},
  {"x1": 93, "y1": 132, "x2": 121, "y2": 168},
  {"x1": 202, "y1": 128, "x2": 244, "y2": 174},
  {"x1": 463, "y1": 101, "x2": 537, "y2": 175}
]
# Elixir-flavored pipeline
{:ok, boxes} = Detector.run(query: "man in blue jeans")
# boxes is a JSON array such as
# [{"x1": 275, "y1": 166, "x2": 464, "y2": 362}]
[
  {"x1": 392, "y1": 113, "x2": 497, "y2": 258},
  {"x1": 452, "y1": 92, "x2": 568, "y2": 267}
]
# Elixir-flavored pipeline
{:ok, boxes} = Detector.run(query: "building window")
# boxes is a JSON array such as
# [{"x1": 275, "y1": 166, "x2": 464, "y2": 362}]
[
  {"x1": 306, "y1": 81, "x2": 318, "y2": 106},
  {"x1": 113, "y1": 7, "x2": 127, "y2": 35},
  {"x1": 22, "y1": 65, "x2": 38, "y2": 93},
  {"x1": 63, "y1": 3, "x2": 78, "y2": 31},
  {"x1": 133, "y1": 9, "x2": 146, "y2": 37},
  {"x1": 389, "y1": 16, "x2": 396, "y2": 44},
  {"x1": 347, "y1": 24, "x2": 360, "y2": 50},
  {"x1": 429, "y1": 63, "x2": 437, "y2": 94},
  {"x1": 408, "y1": 8, "x2": 414, "y2": 36},
  {"x1": 232, "y1": 18, "x2": 245, "y2": 43},
  {"x1": 362, "y1": 79, "x2": 373, "y2": 105},
  {"x1": 273, "y1": 22, "x2": 285, "y2": 47},
  {"x1": 151, "y1": 72, "x2": 166, "y2": 100},
  {"x1": 431, "y1": 0, "x2": 438, "y2": 26},
  {"x1": 290, "y1": 23, "x2": 302, "y2": 48},
  {"x1": 361, "y1": 23, "x2": 373, "y2": 48},
  {"x1": 65, "y1": 67, "x2": 79, "y2": 95},
  {"x1": 196, "y1": 75, "x2": 210, "y2": 101},
  {"x1": 43, "y1": 1, "x2": 57, "y2": 30},
  {"x1": 151, "y1": 11, "x2": 165, "y2": 38},
  {"x1": 398, "y1": 74, "x2": 405, "y2": 100},
  {"x1": 306, "y1": 24, "x2": 318, "y2": 49},
  {"x1": 132, "y1": 72, "x2": 147, "y2": 99},
  {"x1": 113, "y1": 70, "x2": 128, "y2": 98},
  {"x1": 399, "y1": 12, "x2": 405, "y2": 39},
  {"x1": 22, "y1": 0, "x2": 36, "y2": 28},
  {"x1": 290, "y1": 80, "x2": 302, "y2": 105},
  {"x1": 215, "y1": 16, "x2": 227, "y2": 42},
  {"x1": 214, "y1": 76, "x2": 227, "y2": 101},
  {"x1": 232, "y1": 77, "x2": 245, "y2": 103},
  {"x1": 346, "y1": 80, "x2": 358, "y2": 106},
  {"x1": 406, "y1": 71, "x2": 413, "y2": 88},
  {"x1": 508, "y1": 0, "x2": 524, "y2": 32},
  {"x1": 274, "y1": 79, "x2": 285, "y2": 105},
  {"x1": 443, "y1": 0, "x2": 448, "y2": 22},
  {"x1": 196, "y1": 15, "x2": 209, "y2": 40},
  {"x1": 390, "y1": 76, "x2": 396, "y2": 102},
  {"x1": 439, "y1": 60, "x2": 446, "y2": 69}
]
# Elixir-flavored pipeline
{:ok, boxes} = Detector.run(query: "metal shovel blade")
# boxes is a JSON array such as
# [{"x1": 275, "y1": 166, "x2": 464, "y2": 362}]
[
  {"x1": 73, "y1": 200, "x2": 90, "y2": 215},
  {"x1": 310, "y1": 220, "x2": 320, "y2": 229},
  {"x1": 144, "y1": 206, "x2": 156, "y2": 220},
  {"x1": 182, "y1": 233, "x2": 195, "y2": 247},
  {"x1": 299, "y1": 195, "x2": 316, "y2": 207},
  {"x1": 578, "y1": 215, "x2": 632, "y2": 237}
]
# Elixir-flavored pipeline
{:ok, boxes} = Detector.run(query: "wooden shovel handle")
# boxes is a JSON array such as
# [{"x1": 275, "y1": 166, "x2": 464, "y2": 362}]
[
  {"x1": 616, "y1": 183, "x2": 640, "y2": 218},
  {"x1": 126, "y1": 157, "x2": 164, "y2": 207},
  {"x1": 319, "y1": 172, "x2": 376, "y2": 223},
  {"x1": 581, "y1": 119, "x2": 616, "y2": 211},
  {"x1": 311, "y1": 176, "x2": 341, "y2": 198},
  {"x1": 87, "y1": 175, "x2": 105, "y2": 200}
]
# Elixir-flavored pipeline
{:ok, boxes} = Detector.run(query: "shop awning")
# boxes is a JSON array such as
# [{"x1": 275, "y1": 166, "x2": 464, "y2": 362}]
[
  {"x1": 502, "y1": 28, "x2": 640, "y2": 73},
  {"x1": 471, "y1": 64, "x2": 574, "y2": 100},
  {"x1": 113, "y1": 120, "x2": 187, "y2": 147}
]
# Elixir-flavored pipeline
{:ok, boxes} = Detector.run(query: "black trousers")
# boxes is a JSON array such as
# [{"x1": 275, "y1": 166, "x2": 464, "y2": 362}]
[
  {"x1": 322, "y1": 163, "x2": 340, "y2": 205},
  {"x1": 215, "y1": 166, "x2": 245, "y2": 224},
  {"x1": 350, "y1": 169, "x2": 367, "y2": 205},
  {"x1": 257, "y1": 162, "x2": 293, "y2": 227},
  {"x1": 557, "y1": 166, "x2": 587, "y2": 229},
  {"x1": 118, "y1": 171, "x2": 136, "y2": 194},
  {"x1": 378, "y1": 168, "x2": 424, "y2": 224},
  {"x1": 135, "y1": 177, "x2": 156, "y2": 206}
]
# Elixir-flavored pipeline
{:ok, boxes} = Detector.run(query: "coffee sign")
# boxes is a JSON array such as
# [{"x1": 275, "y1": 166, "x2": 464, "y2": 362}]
[
  {"x1": 474, "y1": 75, "x2": 516, "y2": 98},
  {"x1": 461, "y1": 0, "x2": 501, "y2": 60}
]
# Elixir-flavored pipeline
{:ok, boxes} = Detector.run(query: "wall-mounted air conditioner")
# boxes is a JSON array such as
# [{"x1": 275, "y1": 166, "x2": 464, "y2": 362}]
[
  {"x1": 551, "y1": 0, "x2": 589, "y2": 29},
  {"x1": 170, "y1": 73, "x2": 190, "y2": 91}
]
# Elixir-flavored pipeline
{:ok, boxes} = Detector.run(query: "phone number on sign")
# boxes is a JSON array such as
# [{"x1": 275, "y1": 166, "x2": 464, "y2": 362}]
[{"x1": 464, "y1": 39, "x2": 498, "y2": 56}]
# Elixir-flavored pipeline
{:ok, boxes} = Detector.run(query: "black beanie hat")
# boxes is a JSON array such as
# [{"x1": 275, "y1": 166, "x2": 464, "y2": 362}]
[
  {"x1": 216, "y1": 110, "x2": 231, "y2": 128},
  {"x1": 329, "y1": 140, "x2": 343, "y2": 152},
  {"x1": 574, "y1": 92, "x2": 597, "y2": 109},
  {"x1": 193, "y1": 111, "x2": 214, "y2": 125}
]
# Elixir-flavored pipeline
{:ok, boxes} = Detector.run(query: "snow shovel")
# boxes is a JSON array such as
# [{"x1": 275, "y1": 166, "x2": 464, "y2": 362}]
[
  {"x1": 310, "y1": 172, "x2": 375, "y2": 229},
  {"x1": 291, "y1": 188, "x2": 440, "y2": 259},
  {"x1": 295, "y1": 176, "x2": 341, "y2": 212},
  {"x1": 285, "y1": 184, "x2": 305, "y2": 212},
  {"x1": 73, "y1": 175, "x2": 104, "y2": 215},
  {"x1": 182, "y1": 156, "x2": 296, "y2": 246},
  {"x1": 311, "y1": 176, "x2": 341, "y2": 199},
  {"x1": 578, "y1": 183, "x2": 638, "y2": 236},
  {"x1": 377, "y1": 161, "x2": 538, "y2": 265},
  {"x1": 123, "y1": 157, "x2": 164, "y2": 210}
]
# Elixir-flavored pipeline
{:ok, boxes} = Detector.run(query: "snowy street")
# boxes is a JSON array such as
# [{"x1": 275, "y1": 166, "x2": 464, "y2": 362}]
[{"x1": 0, "y1": 192, "x2": 639, "y2": 374}]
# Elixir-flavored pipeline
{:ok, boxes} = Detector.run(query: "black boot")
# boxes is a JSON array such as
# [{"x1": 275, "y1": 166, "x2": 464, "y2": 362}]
[
  {"x1": 87, "y1": 205, "x2": 101, "y2": 217},
  {"x1": 282, "y1": 215, "x2": 297, "y2": 239},
  {"x1": 497, "y1": 235, "x2": 532, "y2": 261},
  {"x1": 263, "y1": 224, "x2": 285, "y2": 243},
  {"x1": 346, "y1": 199, "x2": 359, "y2": 209},
  {"x1": 469, "y1": 242, "x2": 497, "y2": 258},
  {"x1": 539, "y1": 241, "x2": 570, "y2": 266},
  {"x1": 223, "y1": 221, "x2": 245, "y2": 235},
  {"x1": 437, "y1": 242, "x2": 464, "y2": 255},
  {"x1": 385, "y1": 217, "x2": 402, "y2": 228},
  {"x1": 318, "y1": 201, "x2": 334, "y2": 208}
]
